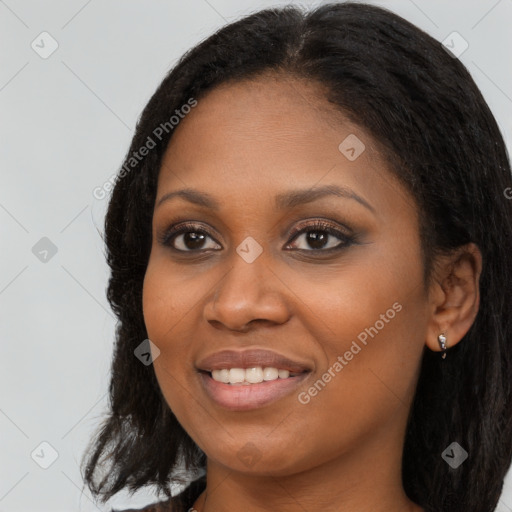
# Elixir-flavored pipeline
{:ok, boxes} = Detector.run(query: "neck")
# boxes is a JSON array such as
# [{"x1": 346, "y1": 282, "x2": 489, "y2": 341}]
[{"x1": 192, "y1": 417, "x2": 423, "y2": 512}]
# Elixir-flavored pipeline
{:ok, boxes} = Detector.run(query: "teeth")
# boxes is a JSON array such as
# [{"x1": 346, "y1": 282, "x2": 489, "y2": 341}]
[
  {"x1": 229, "y1": 368, "x2": 245, "y2": 384},
  {"x1": 215, "y1": 369, "x2": 230, "y2": 384},
  {"x1": 263, "y1": 367, "x2": 279, "y2": 381},
  {"x1": 245, "y1": 367, "x2": 263, "y2": 384},
  {"x1": 211, "y1": 367, "x2": 293, "y2": 385}
]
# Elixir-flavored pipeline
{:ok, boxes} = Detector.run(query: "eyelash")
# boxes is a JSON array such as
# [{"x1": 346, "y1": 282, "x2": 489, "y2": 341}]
[{"x1": 157, "y1": 219, "x2": 357, "y2": 255}]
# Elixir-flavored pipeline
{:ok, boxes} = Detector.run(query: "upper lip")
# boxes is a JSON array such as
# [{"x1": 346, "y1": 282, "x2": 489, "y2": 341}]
[{"x1": 196, "y1": 349, "x2": 312, "y2": 373}]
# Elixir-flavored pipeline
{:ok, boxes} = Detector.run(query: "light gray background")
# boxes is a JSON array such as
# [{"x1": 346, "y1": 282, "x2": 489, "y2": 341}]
[{"x1": 1, "y1": 1, "x2": 511, "y2": 511}]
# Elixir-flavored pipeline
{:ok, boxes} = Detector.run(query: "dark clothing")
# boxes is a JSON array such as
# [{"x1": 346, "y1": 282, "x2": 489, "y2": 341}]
[{"x1": 111, "y1": 475, "x2": 207, "y2": 512}]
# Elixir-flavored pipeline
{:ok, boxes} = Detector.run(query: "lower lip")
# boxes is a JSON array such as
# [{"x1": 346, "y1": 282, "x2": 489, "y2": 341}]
[{"x1": 198, "y1": 371, "x2": 310, "y2": 411}]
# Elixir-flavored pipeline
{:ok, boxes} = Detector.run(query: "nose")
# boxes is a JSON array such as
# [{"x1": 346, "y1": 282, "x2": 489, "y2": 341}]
[{"x1": 202, "y1": 250, "x2": 291, "y2": 332}]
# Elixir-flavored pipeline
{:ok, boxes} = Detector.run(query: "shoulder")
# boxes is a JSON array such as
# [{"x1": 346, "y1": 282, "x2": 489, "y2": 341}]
[{"x1": 110, "y1": 474, "x2": 206, "y2": 512}]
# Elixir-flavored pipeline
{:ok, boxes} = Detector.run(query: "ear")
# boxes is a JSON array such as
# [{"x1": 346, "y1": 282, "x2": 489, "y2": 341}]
[{"x1": 425, "y1": 242, "x2": 482, "y2": 355}]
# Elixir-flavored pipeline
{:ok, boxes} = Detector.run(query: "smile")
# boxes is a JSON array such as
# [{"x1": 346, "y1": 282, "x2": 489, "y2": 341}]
[{"x1": 198, "y1": 369, "x2": 311, "y2": 411}]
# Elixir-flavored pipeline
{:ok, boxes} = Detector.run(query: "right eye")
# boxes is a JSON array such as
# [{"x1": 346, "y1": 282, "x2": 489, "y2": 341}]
[{"x1": 158, "y1": 222, "x2": 222, "y2": 252}]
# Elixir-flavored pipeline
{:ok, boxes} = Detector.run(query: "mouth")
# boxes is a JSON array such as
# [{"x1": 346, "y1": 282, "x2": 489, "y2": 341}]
[
  {"x1": 195, "y1": 348, "x2": 313, "y2": 411},
  {"x1": 197, "y1": 367, "x2": 312, "y2": 411}
]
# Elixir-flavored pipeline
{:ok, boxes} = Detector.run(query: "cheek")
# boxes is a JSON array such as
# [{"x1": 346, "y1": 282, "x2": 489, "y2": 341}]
[
  {"x1": 142, "y1": 268, "x2": 176, "y2": 342},
  {"x1": 299, "y1": 237, "x2": 426, "y2": 410},
  {"x1": 297, "y1": 258, "x2": 417, "y2": 366},
  {"x1": 142, "y1": 260, "x2": 190, "y2": 415},
  {"x1": 142, "y1": 257, "x2": 198, "y2": 343},
  {"x1": 290, "y1": 286, "x2": 425, "y2": 466},
  {"x1": 142, "y1": 262, "x2": 191, "y2": 391}
]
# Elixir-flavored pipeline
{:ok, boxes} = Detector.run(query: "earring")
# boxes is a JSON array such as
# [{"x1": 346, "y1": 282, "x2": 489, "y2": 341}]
[{"x1": 438, "y1": 333, "x2": 447, "y2": 359}]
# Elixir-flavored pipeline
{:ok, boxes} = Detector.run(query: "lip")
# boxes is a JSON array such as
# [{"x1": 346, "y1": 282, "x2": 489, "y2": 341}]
[
  {"x1": 195, "y1": 348, "x2": 313, "y2": 411},
  {"x1": 195, "y1": 348, "x2": 312, "y2": 373},
  {"x1": 198, "y1": 371, "x2": 311, "y2": 411}
]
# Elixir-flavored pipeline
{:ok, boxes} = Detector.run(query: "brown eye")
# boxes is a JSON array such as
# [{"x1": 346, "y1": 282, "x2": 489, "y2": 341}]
[
  {"x1": 285, "y1": 221, "x2": 355, "y2": 252},
  {"x1": 158, "y1": 223, "x2": 221, "y2": 252}
]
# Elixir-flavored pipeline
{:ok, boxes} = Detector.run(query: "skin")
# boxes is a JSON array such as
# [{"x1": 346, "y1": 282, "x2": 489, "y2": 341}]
[{"x1": 142, "y1": 73, "x2": 482, "y2": 512}]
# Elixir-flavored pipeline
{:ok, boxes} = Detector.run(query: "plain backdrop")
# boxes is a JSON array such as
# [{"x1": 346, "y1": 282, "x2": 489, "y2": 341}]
[{"x1": 1, "y1": 1, "x2": 511, "y2": 511}]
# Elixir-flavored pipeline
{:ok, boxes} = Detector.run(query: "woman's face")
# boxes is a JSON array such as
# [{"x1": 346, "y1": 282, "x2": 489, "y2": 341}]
[{"x1": 143, "y1": 74, "x2": 431, "y2": 477}]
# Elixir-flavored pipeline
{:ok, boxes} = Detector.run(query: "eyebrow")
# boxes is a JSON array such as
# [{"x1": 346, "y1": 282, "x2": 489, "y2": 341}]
[{"x1": 156, "y1": 184, "x2": 375, "y2": 214}]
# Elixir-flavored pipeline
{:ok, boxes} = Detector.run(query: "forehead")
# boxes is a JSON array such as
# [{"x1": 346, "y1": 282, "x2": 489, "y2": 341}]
[{"x1": 156, "y1": 74, "x2": 412, "y2": 219}]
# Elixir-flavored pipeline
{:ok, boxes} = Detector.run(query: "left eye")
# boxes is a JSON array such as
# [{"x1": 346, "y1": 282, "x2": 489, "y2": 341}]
[{"x1": 285, "y1": 222, "x2": 355, "y2": 252}]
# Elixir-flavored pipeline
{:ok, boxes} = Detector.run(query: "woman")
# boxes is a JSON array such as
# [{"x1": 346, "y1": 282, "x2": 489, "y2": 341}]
[{"x1": 81, "y1": 2, "x2": 512, "y2": 511}]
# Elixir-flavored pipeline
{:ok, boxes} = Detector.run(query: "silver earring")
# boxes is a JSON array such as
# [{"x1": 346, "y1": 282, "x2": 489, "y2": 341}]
[{"x1": 438, "y1": 333, "x2": 447, "y2": 359}]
